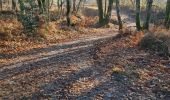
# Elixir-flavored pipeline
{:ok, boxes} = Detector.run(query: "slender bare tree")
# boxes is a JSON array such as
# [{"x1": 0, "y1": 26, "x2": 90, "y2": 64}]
[
  {"x1": 66, "y1": 0, "x2": 72, "y2": 26},
  {"x1": 116, "y1": 0, "x2": 123, "y2": 30},
  {"x1": 96, "y1": 0, "x2": 104, "y2": 24},
  {"x1": 136, "y1": 0, "x2": 141, "y2": 30},
  {"x1": 144, "y1": 0, "x2": 153, "y2": 30},
  {"x1": 73, "y1": 0, "x2": 76, "y2": 13},
  {"x1": 96, "y1": 0, "x2": 114, "y2": 26},
  {"x1": 0, "y1": 0, "x2": 2, "y2": 11},
  {"x1": 165, "y1": 0, "x2": 170, "y2": 29}
]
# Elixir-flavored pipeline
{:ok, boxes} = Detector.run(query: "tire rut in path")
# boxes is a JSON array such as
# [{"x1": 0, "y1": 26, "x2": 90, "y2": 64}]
[{"x1": 0, "y1": 33, "x2": 119, "y2": 81}]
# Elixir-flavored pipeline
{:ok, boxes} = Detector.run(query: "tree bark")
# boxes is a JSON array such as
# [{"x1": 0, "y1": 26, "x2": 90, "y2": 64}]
[
  {"x1": 130, "y1": 0, "x2": 135, "y2": 7},
  {"x1": 165, "y1": 0, "x2": 170, "y2": 29},
  {"x1": 0, "y1": 0, "x2": 2, "y2": 11},
  {"x1": 105, "y1": 0, "x2": 114, "y2": 24},
  {"x1": 57, "y1": 0, "x2": 60, "y2": 10},
  {"x1": 104, "y1": 0, "x2": 107, "y2": 16},
  {"x1": 57, "y1": 0, "x2": 64, "y2": 17},
  {"x1": 76, "y1": 0, "x2": 83, "y2": 13},
  {"x1": 144, "y1": 0, "x2": 153, "y2": 30},
  {"x1": 136, "y1": 0, "x2": 141, "y2": 30},
  {"x1": 66, "y1": 0, "x2": 72, "y2": 26},
  {"x1": 96, "y1": 0, "x2": 104, "y2": 24},
  {"x1": 47, "y1": 0, "x2": 50, "y2": 23},
  {"x1": 96, "y1": 0, "x2": 114, "y2": 25},
  {"x1": 37, "y1": 0, "x2": 46, "y2": 13},
  {"x1": 18, "y1": 0, "x2": 25, "y2": 15},
  {"x1": 73, "y1": 0, "x2": 76, "y2": 12},
  {"x1": 116, "y1": 0, "x2": 123, "y2": 30},
  {"x1": 12, "y1": 0, "x2": 16, "y2": 11}
]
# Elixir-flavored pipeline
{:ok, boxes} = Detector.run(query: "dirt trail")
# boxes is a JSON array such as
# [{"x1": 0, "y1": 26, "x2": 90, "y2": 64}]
[
  {"x1": 0, "y1": 32, "x2": 122, "y2": 99},
  {"x1": 0, "y1": 7, "x2": 170, "y2": 100},
  {"x1": 0, "y1": 33, "x2": 118, "y2": 80},
  {"x1": 0, "y1": 30, "x2": 170, "y2": 99}
]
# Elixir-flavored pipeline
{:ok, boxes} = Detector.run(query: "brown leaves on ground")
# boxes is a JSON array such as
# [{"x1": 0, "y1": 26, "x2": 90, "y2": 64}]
[
  {"x1": 139, "y1": 28, "x2": 170, "y2": 56},
  {"x1": 0, "y1": 16, "x2": 117, "y2": 65},
  {"x1": 0, "y1": 26, "x2": 170, "y2": 99},
  {"x1": 112, "y1": 65, "x2": 125, "y2": 73},
  {"x1": 0, "y1": 18, "x2": 22, "y2": 40},
  {"x1": 96, "y1": 30, "x2": 170, "y2": 98}
]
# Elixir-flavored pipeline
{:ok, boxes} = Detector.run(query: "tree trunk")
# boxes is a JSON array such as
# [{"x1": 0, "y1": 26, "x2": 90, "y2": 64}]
[
  {"x1": 144, "y1": 0, "x2": 153, "y2": 30},
  {"x1": 130, "y1": 0, "x2": 135, "y2": 7},
  {"x1": 57, "y1": 0, "x2": 60, "y2": 10},
  {"x1": 66, "y1": 0, "x2": 72, "y2": 26},
  {"x1": 47, "y1": 0, "x2": 50, "y2": 23},
  {"x1": 12, "y1": 0, "x2": 17, "y2": 12},
  {"x1": 76, "y1": 0, "x2": 83, "y2": 13},
  {"x1": 73, "y1": 0, "x2": 76, "y2": 13},
  {"x1": 18, "y1": 0, "x2": 25, "y2": 15},
  {"x1": 165, "y1": 0, "x2": 170, "y2": 29},
  {"x1": 37, "y1": 0, "x2": 46, "y2": 13},
  {"x1": 50, "y1": 0, "x2": 53, "y2": 8},
  {"x1": 96, "y1": 0, "x2": 104, "y2": 24},
  {"x1": 136, "y1": 0, "x2": 141, "y2": 30},
  {"x1": 58, "y1": 0, "x2": 64, "y2": 17},
  {"x1": 116, "y1": 0, "x2": 123, "y2": 30},
  {"x1": 104, "y1": 0, "x2": 107, "y2": 16},
  {"x1": 105, "y1": 0, "x2": 114, "y2": 24},
  {"x1": 61, "y1": 0, "x2": 64, "y2": 16},
  {"x1": 0, "y1": 0, "x2": 2, "y2": 11},
  {"x1": 96, "y1": 0, "x2": 114, "y2": 26}
]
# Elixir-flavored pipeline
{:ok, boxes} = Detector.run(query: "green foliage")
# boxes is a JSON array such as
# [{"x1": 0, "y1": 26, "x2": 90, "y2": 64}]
[
  {"x1": 18, "y1": 0, "x2": 39, "y2": 36},
  {"x1": 17, "y1": 0, "x2": 50, "y2": 36},
  {"x1": 19, "y1": 13, "x2": 39, "y2": 36}
]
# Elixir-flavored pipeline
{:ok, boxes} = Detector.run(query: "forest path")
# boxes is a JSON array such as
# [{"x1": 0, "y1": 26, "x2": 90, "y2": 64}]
[
  {"x1": 1, "y1": 29, "x2": 169, "y2": 99},
  {"x1": 0, "y1": 31, "x2": 124, "y2": 99},
  {"x1": 0, "y1": 7, "x2": 170, "y2": 99},
  {"x1": 0, "y1": 32, "x2": 119, "y2": 80}
]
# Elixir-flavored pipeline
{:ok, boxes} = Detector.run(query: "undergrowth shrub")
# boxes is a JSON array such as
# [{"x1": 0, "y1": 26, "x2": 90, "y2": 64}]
[
  {"x1": 18, "y1": 0, "x2": 49, "y2": 37},
  {"x1": 19, "y1": 12, "x2": 39, "y2": 36},
  {"x1": 0, "y1": 19, "x2": 22, "y2": 40},
  {"x1": 139, "y1": 31, "x2": 170, "y2": 57},
  {"x1": 18, "y1": 0, "x2": 39, "y2": 36}
]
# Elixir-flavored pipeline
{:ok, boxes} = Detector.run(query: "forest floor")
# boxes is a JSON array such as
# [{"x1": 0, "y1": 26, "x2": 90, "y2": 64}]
[
  {"x1": 0, "y1": 30, "x2": 170, "y2": 99},
  {"x1": 0, "y1": 7, "x2": 170, "y2": 99}
]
